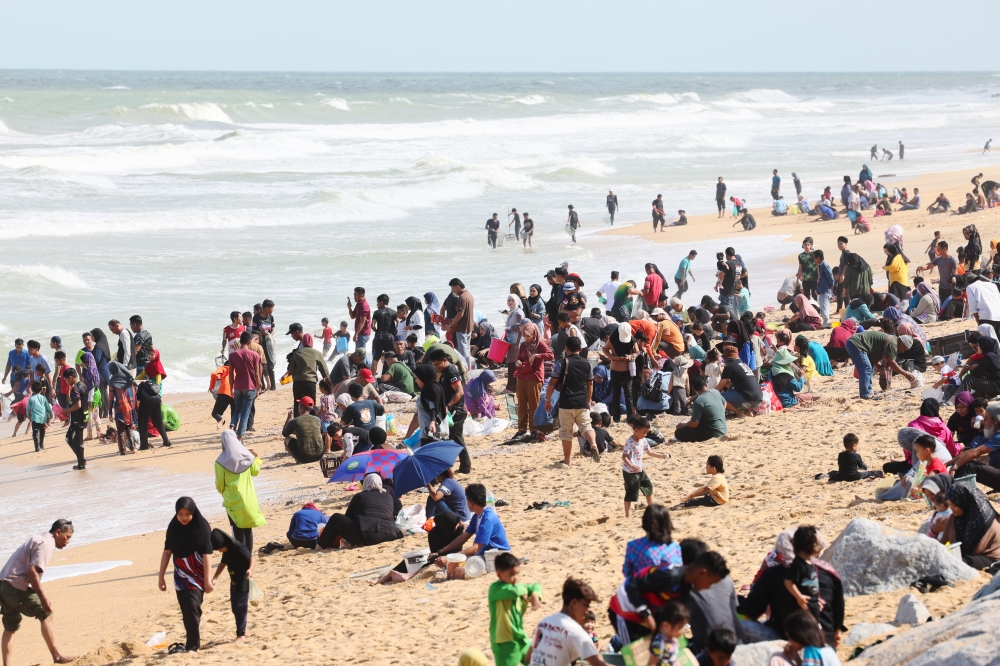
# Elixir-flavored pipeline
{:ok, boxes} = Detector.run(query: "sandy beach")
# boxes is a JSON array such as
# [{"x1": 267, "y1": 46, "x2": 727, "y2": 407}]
[{"x1": 4, "y1": 163, "x2": 1000, "y2": 666}]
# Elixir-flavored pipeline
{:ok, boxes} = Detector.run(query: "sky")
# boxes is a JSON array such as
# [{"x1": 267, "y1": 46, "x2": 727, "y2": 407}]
[{"x1": 2, "y1": 0, "x2": 997, "y2": 72}]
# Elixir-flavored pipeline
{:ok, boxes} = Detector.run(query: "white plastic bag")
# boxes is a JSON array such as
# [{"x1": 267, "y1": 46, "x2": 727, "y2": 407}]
[
  {"x1": 463, "y1": 418, "x2": 484, "y2": 437},
  {"x1": 1, "y1": 395, "x2": 10, "y2": 421},
  {"x1": 921, "y1": 387, "x2": 944, "y2": 404},
  {"x1": 384, "y1": 391, "x2": 413, "y2": 403},
  {"x1": 395, "y1": 505, "x2": 427, "y2": 535},
  {"x1": 478, "y1": 418, "x2": 511, "y2": 436},
  {"x1": 248, "y1": 578, "x2": 263, "y2": 606}
]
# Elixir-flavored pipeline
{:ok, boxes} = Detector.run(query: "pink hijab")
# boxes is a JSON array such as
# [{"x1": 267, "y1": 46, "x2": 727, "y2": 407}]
[
  {"x1": 794, "y1": 294, "x2": 820, "y2": 320},
  {"x1": 301, "y1": 333, "x2": 315, "y2": 348}
]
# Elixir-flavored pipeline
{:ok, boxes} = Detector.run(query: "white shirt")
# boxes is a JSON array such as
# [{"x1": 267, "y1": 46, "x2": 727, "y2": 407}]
[
  {"x1": 529, "y1": 612, "x2": 598, "y2": 666},
  {"x1": 965, "y1": 281, "x2": 1000, "y2": 321},
  {"x1": 778, "y1": 276, "x2": 799, "y2": 298},
  {"x1": 118, "y1": 329, "x2": 134, "y2": 369},
  {"x1": 598, "y1": 280, "x2": 619, "y2": 312}
]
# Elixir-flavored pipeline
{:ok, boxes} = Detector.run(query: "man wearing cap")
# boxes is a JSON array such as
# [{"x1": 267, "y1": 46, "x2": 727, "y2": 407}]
[
  {"x1": 335, "y1": 367, "x2": 383, "y2": 404},
  {"x1": 965, "y1": 266, "x2": 1000, "y2": 338},
  {"x1": 714, "y1": 337, "x2": 763, "y2": 416},
  {"x1": 560, "y1": 274, "x2": 587, "y2": 315},
  {"x1": 566, "y1": 205, "x2": 580, "y2": 243},
  {"x1": 285, "y1": 326, "x2": 329, "y2": 416},
  {"x1": 0, "y1": 519, "x2": 77, "y2": 665},
  {"x1": 282, "y1": 397, "x2": 325, "y2": 463},
  {"x1": 393, "y1": 335, "x2": 417, "y2": 371},
  {"x1": 650, "y1": 309, "x2": 685, "y2": 359},
  {"x1": 844, "y1": 329, "x2": 915, "y2": 400},
  {"x1": 379, "y1": 350, "x2": 416, "y2": 396},
  {"x1": 49, "y1": 336, "x2": 62, "y2": 354}
]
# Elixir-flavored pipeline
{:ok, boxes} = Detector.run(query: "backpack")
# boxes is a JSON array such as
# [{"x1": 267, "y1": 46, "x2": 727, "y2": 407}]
[{"x1": 640, "y1": 371, "x2": 666, "y2": 403}]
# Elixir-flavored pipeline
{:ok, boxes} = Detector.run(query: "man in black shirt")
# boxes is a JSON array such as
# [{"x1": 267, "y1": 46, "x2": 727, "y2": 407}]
[
  {"x1": 651, "y1": 194, "x2": 665, "y2": 232},
  {"x1": 715, "y1": 178, "x2": 727, "y2": 218},
  {"x1": 392, "y1": 336, "x2": 417, "y2": 371},
  {"x1": 566, "y1": 205, "x2": 580, "y2": 243},
  {"x1": 521, "y1": 212, "x2": 534, "y2": 248},
  {"x1": 508, "y1": 208, "x2": 521, "y2": 240},
  {"x1": 429, "y1": 348, "x2": 471, "y2": 474},
  {"x1": 371, "y1": 294, "x2": 397, "y2": 369},
  {"x1": 715, "y1": 338, "x2": 762, "y2": 416},
  {"x1": 718, "y1": 249, "x2": 740, "y2": 318},
  {"x1": 544, "y1": 337, "x2": 596, "y2": 465},
  {"x1": 485, "y1": 213, "x2": 500, "y2": 248},
  {"x1": 607, "y1": 190, "x2": 619, "y2": 224},
  {"x1": 579, "y1": 307, "x2": 604, "y2": 357}
]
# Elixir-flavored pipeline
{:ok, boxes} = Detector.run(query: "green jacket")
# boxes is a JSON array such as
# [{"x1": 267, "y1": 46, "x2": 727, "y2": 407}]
[{"x1": 215, "y1": 458, "x2": 266, "y2": 528}]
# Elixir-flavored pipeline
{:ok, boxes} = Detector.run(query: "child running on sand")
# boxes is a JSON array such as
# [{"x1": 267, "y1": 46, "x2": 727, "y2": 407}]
[
  {"x1": 488, "y1": 552, "x2": 542, "y2": 666},
  {"x1": 622, "y1": 416, "x2": 670, "y2": 517},
  {"x1": 681, "y1": 456, "x2": 729, "y2": 507},
  {"x1": 783, "y1": 527, "x2": 821, "y2": 617},
  {"x1": 320, "y1": 318, "x2": 334, "y2": 357},
  {"x1": 649, "y1": 600, "x2": 690, "y2": 666}
]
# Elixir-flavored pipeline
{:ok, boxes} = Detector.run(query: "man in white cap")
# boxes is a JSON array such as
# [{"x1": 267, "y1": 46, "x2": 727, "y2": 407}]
[{"x1": 603, "y1": 322, "x2": 638, "y2": 423}]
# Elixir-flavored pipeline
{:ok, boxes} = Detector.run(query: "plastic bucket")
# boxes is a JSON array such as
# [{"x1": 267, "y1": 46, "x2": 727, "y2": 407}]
[
  {"x1": 484, "y1": 549, "x2": 510, "y2": 573},
  {"x1": 946, "y1": 542, "x2": 963, "y2": 560},
  {"x1": 465, "y1": 555, "x2": 487, "y2": 578},
  {"x1": 446, "y1": 553, "x2": 467, "y2": 580},
  {"x1": 404, "y1": 548, "x2": 430, "y2": 574},
  {"x1": 488, "y1": 338, "x2": 511, "y2": 363}
]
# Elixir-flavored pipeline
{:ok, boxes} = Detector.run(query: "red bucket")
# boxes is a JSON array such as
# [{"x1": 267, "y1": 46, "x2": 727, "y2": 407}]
[{"x1": 487, "y1": 338, "x2": 511, "y2": 363}]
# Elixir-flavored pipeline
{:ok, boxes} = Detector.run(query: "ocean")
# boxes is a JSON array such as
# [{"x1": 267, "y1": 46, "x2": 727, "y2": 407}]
[{"x1": 2, "y1": 71, "x2": 999, "y2": 392}]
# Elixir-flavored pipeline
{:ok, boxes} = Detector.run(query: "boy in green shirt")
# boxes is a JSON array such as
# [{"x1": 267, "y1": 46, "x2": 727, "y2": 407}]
[{"x1": 488, "y1": 552, "x2": 541, "y2": 666}]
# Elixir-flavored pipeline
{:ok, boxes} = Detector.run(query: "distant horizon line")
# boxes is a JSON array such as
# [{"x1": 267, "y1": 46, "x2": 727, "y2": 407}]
[{"x1": 0, "y1": 69, "x2": 996, "y2": 75}]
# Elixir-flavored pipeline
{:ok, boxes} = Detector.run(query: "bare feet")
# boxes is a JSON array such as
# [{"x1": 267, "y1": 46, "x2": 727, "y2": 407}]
[
  {"x1": 234, "y1": 636, "x2": 247, "y2": 644},
  {"x1": 54, "y1": 654, "x2": 78, "y2": 663}
]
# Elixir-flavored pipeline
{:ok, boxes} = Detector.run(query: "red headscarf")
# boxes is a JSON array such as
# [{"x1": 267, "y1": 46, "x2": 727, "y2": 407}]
[{"x1": 144, "y1": 349, "x2": 167, "y2": 380}]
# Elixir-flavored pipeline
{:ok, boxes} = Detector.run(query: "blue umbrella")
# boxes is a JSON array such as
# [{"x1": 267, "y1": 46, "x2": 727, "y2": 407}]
[{"x1": 391, "y1": 440, "x2": 464, "y2": 496}]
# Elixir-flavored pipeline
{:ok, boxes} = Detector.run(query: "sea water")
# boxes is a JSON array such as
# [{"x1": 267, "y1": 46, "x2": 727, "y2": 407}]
[{"x1": 2, "y1": 72, "x2": 999, "y2": 392}]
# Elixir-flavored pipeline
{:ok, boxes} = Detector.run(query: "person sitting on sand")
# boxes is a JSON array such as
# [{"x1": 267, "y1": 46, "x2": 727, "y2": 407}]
[
  {"x1": 317, "y1": 474, "x2": 403, "y2": 549},
  {"x1": 824, "y1": 317, "x2": 857, "y2": 365},
  {"x1": 680, "y1": 455, "x2": 729, "y2": 507},
  {"x1": 944, "y1": 483, "x2": 1000, "y2": 572},
  {"x1": 671, "y1": 375, "x2": 728, "y2": 443},
  {"x1": 464, "y1": 369, "x2": 497, "y2": 418},
  {"x1": 920, "y1": 474, "x2": 955, "y2": 543},
  {"x1": 826, "y1": 433, "x2": 879, "y2": 482},
  {"x1": 426, "y1": 468, "x2": 471, "y2": 522},
  {"x1": 959, "y1": 336, "x2": 1000, "y2": 398},
  {"x1": 431, "y1": 483, "x2": 510, "y2": 564},
  {"x1": 783, "y1": 527, "x2": 822, "y2": 620},
  {"x1": 622, "y1": 504, "x2": 682, "y2": 578},
  {"x1": 879, "y1": 428, "x2": 953, "y2": 501},
  {"x1": 282, "y1": 396, "x2": 325, "y2": 463},
  {"x1": 946, "y1": 392, "x2": 978, "y2": 447},
  {"x1": 908, "y1": 398, "x2": 960, "y2": 455},
  {"x1": 947, "y1": 402, "x2": 1000, "y2": 493},
  {"x1": 927, "y1": 193, "x2": 951, "y2": 214},
  {"x1": 794, "y1": 335, "x2": 833, "y2": 377},
  {"x1": 768, "y1": 610, "x2": 841, "y2": 666},
  {"x1": 209, "y1": 528, "x2": 254, "y2": 644},
  {"x1": 286, "y1": 502, "x2": 328, "y2": 549},
  {"x1": 788, "y1": 295, "x2": 822, "y2": 332},
  {"x1": 715, "y1": 338, "x2": 763, "y2": 417},
  {"x1": 768, "y1": 349, "x2": 805, "y2": 408}
]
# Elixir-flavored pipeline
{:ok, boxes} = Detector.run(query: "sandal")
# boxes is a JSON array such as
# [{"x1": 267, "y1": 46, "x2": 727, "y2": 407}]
[{"x1": 167, "y1": 643, "x2": 187, "y2": 655}]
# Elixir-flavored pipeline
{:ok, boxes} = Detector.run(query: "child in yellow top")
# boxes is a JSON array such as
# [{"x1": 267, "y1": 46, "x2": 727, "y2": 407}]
[{"x1": 681, "y1": 455, "x2": 729, "y2": 507}]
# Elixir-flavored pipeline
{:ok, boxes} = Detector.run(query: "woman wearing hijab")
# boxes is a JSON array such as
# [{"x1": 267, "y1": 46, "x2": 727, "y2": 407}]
[
  {"x1": 611, "y1": 280, "x2": 641, "y2": 323},
  {"x1": 879, "y1": 428, "x2": 953, "y2": 501},
  {"x1": 107, "y1": 361, "x2": 137, "y2": 455},
  {"x1": 948, "y1": 392, "x2": 978, "y2": 446},
  {"x1": 908, "y1": 398, "x2": 960, "y2": 456},
  {"x1": 412, "y1": 364, "x2": 447, "y2": 440},
  {"x1": 403, "y1": 296, "x2": 425, "y2": 346},
  {"x1": 963, "y1": 224, "x2": 983, "y2": 271},
  {"x1": 139, "y1": 348, "x2": 167, "y2": 387},
  {"x1": 135, "y1": 371, "x2": 171, "y2": 449},
  {"x1": 208, "y1": 528, "x2": 254, "y2": 642},
  {"x1": 317, "y1": 473, "x2": 403, "y2": 549},
  {"x1": 423, "y1": 292, "x2": 442, "y2": 339},
  {"x1": 465, "y1": 369, "x2": 497, "y2": 418},
  {"x1": 883, "y1": 244, "x2": 911, "y2": 301},
  {"x1": 158, "y1": 497, "x2": 213, "y2": 654},
  {"x1": 945, "y1": 484, "x2": 1000, "y2": 570},
  {"x1": 910, "y1": 282, "x2": 939, "y2": 323},
  {"x1": 89, "y1": 327, "x2": 114, "y2": 418},
  {"x1": 883, "y1": 306, "x2": 927, "y2": 348},
  {"x1": 500, "y1": 295, "x2": 526, "y2": 392},
  {"x1": 525, "y1": 284, "x2": 546, "y2": 325},
  {"x1": 794, "y1": 335, "x2": 833, "y2": 377},
  {"x1": 961, "y1": 336, "x2": 1000, "y2": 397},
  {"x1": 859, "y1": 164, "x2": 873, "y2": 184},
  {"x1": 77, "y1": 350, "x2": 104, "y2": 442},
  {"x1": 510, "y1": 322, "x2": 553, "y2": 442},
  {"x1": 845, "y1": 295, "x2": 877, "y2": 329},
  {"x1": 286, "y1": 332, "x2": 328, "y2": 416},
  {"x1": 824, "y1": 318, "x2": 857, "y2": 364},
  {"x1": 842, "y1": 252, "x2": 873, "y2": 300},
  {"x1": 215, "y1": 430, "x2": 266, "y2": 552},
  {"x1": 788, "y1": 295, "x2": 822, "y2": 332},
  {"x1": 768, "y1": 348, "x2": 804, "y2": 407}
]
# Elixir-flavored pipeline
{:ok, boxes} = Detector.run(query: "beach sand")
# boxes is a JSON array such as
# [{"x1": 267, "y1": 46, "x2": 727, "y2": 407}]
[{"x1": 5, "y1": 165, "x2": 1000, "y2": 666}]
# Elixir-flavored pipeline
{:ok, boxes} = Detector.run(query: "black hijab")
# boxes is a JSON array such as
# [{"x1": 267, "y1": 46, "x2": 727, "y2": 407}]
[
  {"x1": 428, "y1": 510, "x2": 463, "y2": 553},
  {"x1": 414, "y1": 364, "x2": 446, "y2": 420},
  {"x1": 728, "y1": 319, "x2": 752, "y2": 347},
  {"x1": 946, "y1": 484, "x2": 999, "y2": 556},
  {"x1": 405, "y1": 296, "x2": 423, "y2": 313},
  {"x1": 845, "y1": 252, "x2": 870, "y2": 273},
  {"x1": 91, "y1": 327, "x2": 114, "y2": 363},
  {"x1": 164, "y1": 497, "x2": 213, "y2": 559},
  {"x1": 527, "y1": 284, "x2": 543, "y2": 306},
  {"x1": 210, "y1": 528, "x2": 251, "y2": 573},
  {"x1": 919, "y1": 398, "x2": 940, "y2": 419},
  {"x1": 972, "y1": 337, "x2": 1000, "y2": 379}
]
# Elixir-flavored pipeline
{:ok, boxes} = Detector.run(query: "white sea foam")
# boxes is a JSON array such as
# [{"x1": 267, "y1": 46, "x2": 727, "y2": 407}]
[
  {"x1": 46, "y1": 561, "x2": 132, "y2": 582},
  {"x1": 0, "y1": 265, "x2": 88, "y2": 289},
  {"x1": 510, "y1": 94, "x2": 545, "y2": 105},
  {"x1": 102, "y1": 85, "x2": 130, "y2": 90},
  {"x1": 138, "y1": 102, "x2": 233, "y2": 123},
  {"x1": 321, "y1": 98, "x2": 350, "y2": 111}
]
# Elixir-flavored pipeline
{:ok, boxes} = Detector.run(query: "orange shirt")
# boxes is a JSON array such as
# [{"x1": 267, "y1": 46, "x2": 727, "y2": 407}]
[
  {"x1": 210, "y1": 365, "x2": 233, "y2": 398},
  {"x1": 653, "y1": 319, "x2": 684, "y2": 354},
  {"x1": 629, "y1": 320, "x2": 657, "y2": 357}
]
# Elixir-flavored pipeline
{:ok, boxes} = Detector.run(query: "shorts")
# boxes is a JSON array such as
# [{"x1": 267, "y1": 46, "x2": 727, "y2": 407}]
[
  {"x1": 622, "y1": 470, "x2": 653, "y2": 502},
  {"x1": 0, "y1": 580, "x2": 51, "y2": 632},
  {"x1": 558, "y1": 407, "x2": 594, "y2": 441}
]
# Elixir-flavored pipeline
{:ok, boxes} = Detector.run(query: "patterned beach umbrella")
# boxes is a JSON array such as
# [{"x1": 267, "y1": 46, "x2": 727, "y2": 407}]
[{"x1": 328, "y1": 449, "x2": 408, "y2": 483}]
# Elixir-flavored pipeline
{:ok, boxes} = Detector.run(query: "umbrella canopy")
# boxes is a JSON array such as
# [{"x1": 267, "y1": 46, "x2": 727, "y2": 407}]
[
  {"x1": 328, "y1": 449, "x2": 408, "y2": 483},
  {"x1": 391, "y1": 440, "x2": 464, "y2": 497}
]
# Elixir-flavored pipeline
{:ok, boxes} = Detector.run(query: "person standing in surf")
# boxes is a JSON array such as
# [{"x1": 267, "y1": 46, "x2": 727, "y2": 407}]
[
  {"x1": 715, "y1": 178, "x2": 726, "y2": 218},
  {"x1": 899, "y1": 141, "x2": 905, "y2": 160},
  {"x1": 522, "y1": 213, "x2": 534, "y2": 248},
  {"x1": 567, "y1": 205, "x2": 580, "y2": 243},
  {"x1": 871, "y1": 144, "x2": 879, "y2": 161},
  {"x1": 607, "y1": 190, "x2": 619, "y2": 224},
  {"x1": 771, "y1": 169, "x2": 781, "y2": 200},
  {"x1": 486, "y1": 214, "x2": 500, "y2": 249},
  {"x1": 651, "y1": 194, "x2": 665, "y2": 232},
  {"x1": 984, "y1": 139, "x2": 992, "y2": 155},
  {"x1": 508, "y1": 208, "x2": 521, "y2": 240}
]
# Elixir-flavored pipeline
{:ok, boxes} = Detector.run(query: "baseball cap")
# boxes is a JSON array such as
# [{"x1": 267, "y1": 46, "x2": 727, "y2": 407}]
[
  {"x1": 544, "y1": 269, "x2": 557, "y2": 278},
  {"x1": 560, "y1": 261, "x2": 569, "y2": 268},
  {"x1": 931, "y1": 355, "x2": 945, "y2": 365},
  {"x1": 617, "y1": 322, "x2": 632, "y2": 343},
  {"x1": 352, "y1": 348, "x2": 367, "y2": 359},
  {"x1": 297, "y1": 396, "x2": 314, "y2": 408},
  {"x1": 285, "y1": 323, "x2": 303, "y2": 335},
  {"x1": 897, "y1": 335, "x2": 914, "y2": 350},
  {"x1": 393, "y1": 334, "x2": 407, "y2": 342},
  {"x1": 650, "y1": 308, "x2": 667, "y2": 317},
  {"x1": 359, "y1": 368, "x2": 374, "y2": 382},
  {"x1": 50, "y1": 335, "x2": 61, "y2": 344}
]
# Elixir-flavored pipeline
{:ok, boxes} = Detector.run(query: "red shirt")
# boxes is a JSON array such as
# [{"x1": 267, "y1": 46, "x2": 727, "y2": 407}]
[
  {"x1": 515, "y1": 340, "x2": 554, "y2": 382},
  {"x1": 223, "y1": 324, "x2": 245, "y2": 356},
  {"x1": 925, "y1": 457, "x2": 948, "y2": 475},
  {"x1": 643, "y1": 273, "x2": 663, "y2": 307},
  {"x1": 353, "y1": 300, "x2": 372, "y2": 336},
  {"x1": 228, "y1": 349, "x2": 261, "y2": 391},
  {"x1": 322, "y1": 326, "x2": 333, "y2": 344}
]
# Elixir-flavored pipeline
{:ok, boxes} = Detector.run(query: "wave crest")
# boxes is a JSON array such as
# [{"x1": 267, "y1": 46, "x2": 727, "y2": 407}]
[{"x1": 0, "y1": 264, "x2": 88, "y2": 289}]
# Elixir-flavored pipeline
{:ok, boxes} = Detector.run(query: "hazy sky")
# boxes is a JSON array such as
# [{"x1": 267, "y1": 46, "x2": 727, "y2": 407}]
[{"x1": 3, "y1": 0, "x2": 997, "y2": 72}]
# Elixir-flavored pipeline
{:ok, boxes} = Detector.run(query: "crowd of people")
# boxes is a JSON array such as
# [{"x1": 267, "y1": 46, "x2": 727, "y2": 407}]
[{"x1": 6, "y1": 166, "x2": 1000, "y2": 666}]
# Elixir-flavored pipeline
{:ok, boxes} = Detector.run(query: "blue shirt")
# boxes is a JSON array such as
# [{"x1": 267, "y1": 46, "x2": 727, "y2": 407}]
[
  {"x1": 772, "y1": 175, "x2": 781, "y2": 190},
  {"x1": 464, "y1": 506, "x2": 510, "y2": 555},
  {"x1": 435, "y1": 477, "x2": 471, "y2": 522},
  {"x1": 972, "y1": 433, "x2": 1000, "y2": 468},
  {"x1": 675, "y1": 258, "x2": 691, "y2": 281},
  {"x1": 29, "y1": 354, "x2": 50, "y2": 376},
  {"x1": 6, "y1": 349, "x2": 29, "y2": 372},
  {"x1": 286, "y1": 508, "x2": 328, "y2": 541},
  {"x1": 817, "y1": 261, "x2": 834, "y2": 294},
  {"x1": 774, "y1": 199, "x2": 787, "y2": 213}
]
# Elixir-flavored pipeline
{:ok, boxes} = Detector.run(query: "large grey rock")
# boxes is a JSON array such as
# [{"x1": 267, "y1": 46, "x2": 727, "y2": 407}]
[
  {"x1": 733, "y1": 640, "x2": 786, "y2": 666},
  {"x1": 822, "y1": 518, "x2": 978, "y2": 596},
  {"x1": 972, "y1": 571, "x2": 1000, "y2": 601},
  {"x1": 894, "y1": 593, "x2": 932, "y2": 624},
  {"x1": 852, "y1": 592, "x2": 1000, "y2": 665},
  {"x1": 845, "y1": 622, "x2": 899, "y2": 646}
]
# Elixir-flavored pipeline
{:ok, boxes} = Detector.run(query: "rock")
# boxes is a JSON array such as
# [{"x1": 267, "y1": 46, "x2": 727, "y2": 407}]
[
  {"x1": 972, "y1": 571, "x2": 1000, "y2": 601},
  {"x1": 844, "y1": 622, "x2": 899, "y2": 646},
  {"x1": 733, "y1": 640, "x2": 786, "y2": 666},
  {"x1": 821, "y1": 518, "x2": 978, "y2": 596},
  {"x1": 852, "y1": 592, "x2": 1000, "y2": 665},
  {"x1": 894, "y1": 593, "x2": 932, "y2": 624}
]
